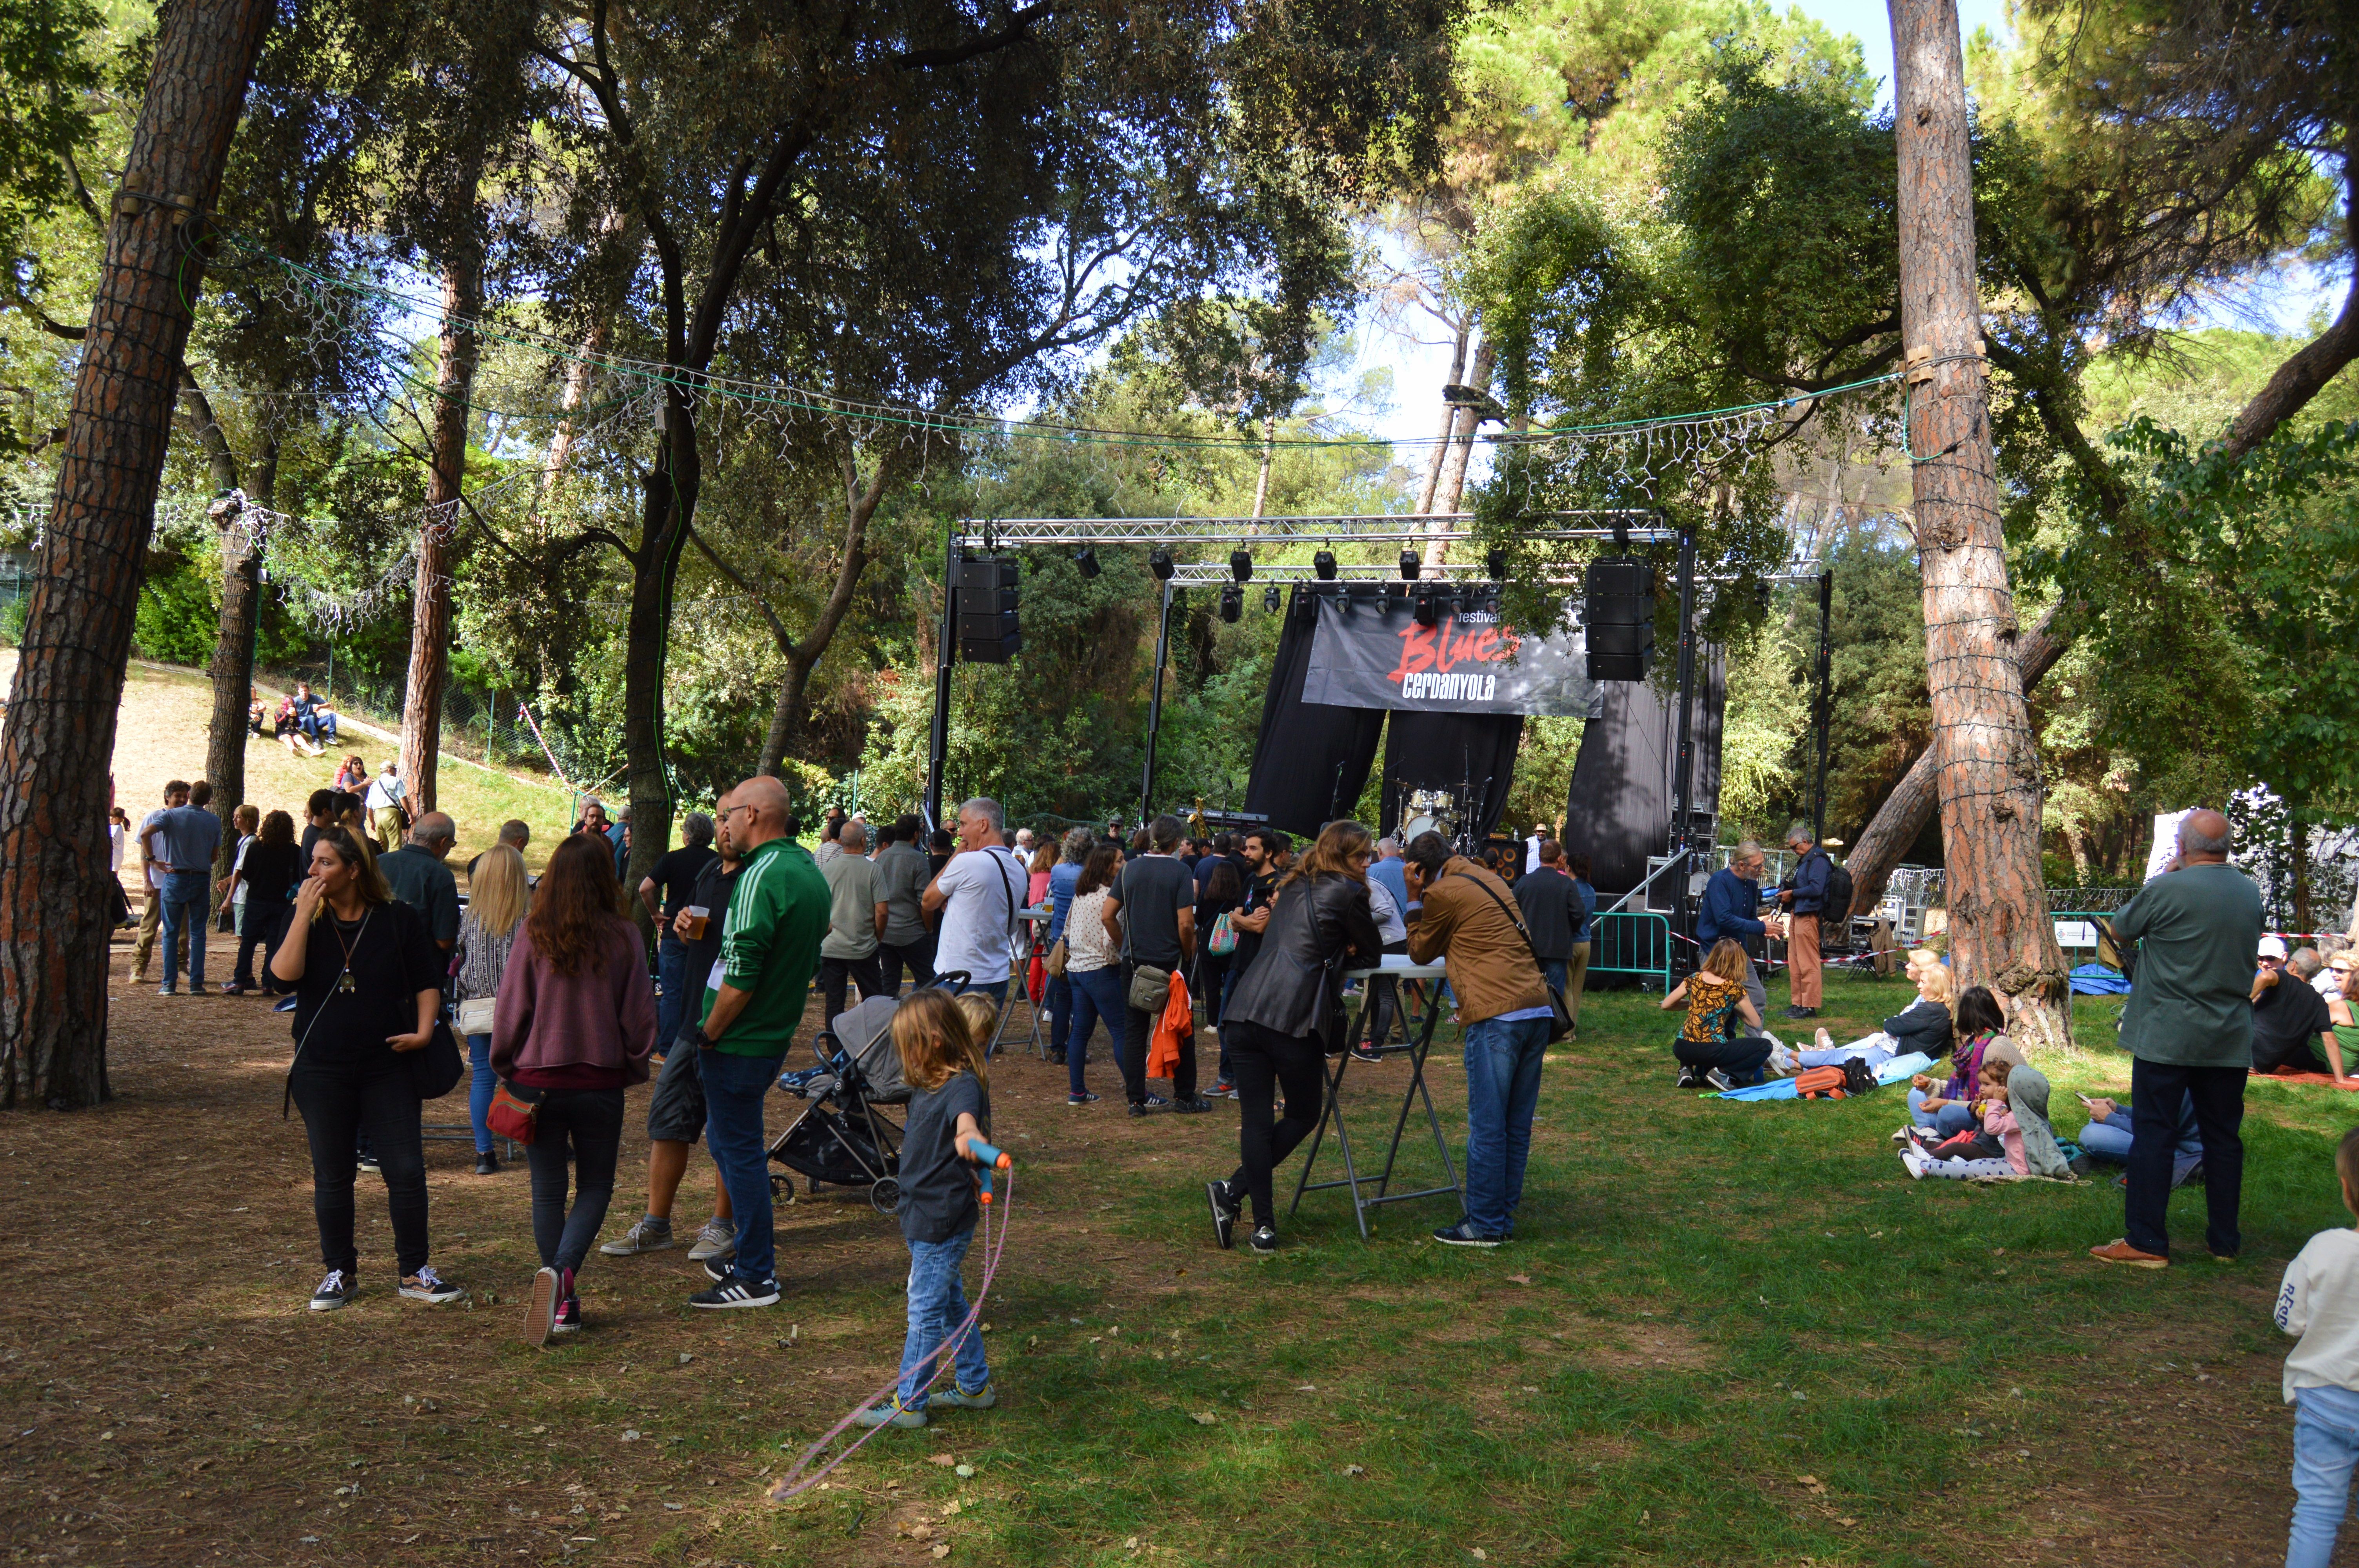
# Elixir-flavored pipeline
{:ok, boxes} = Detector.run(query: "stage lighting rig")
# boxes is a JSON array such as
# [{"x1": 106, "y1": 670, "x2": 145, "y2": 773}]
[
  {"x1": 1313, "y1": 550, "x2": 1337, "y2": 581},
  {"x1": 1486, "y1": 547, "x2": 1508, "y2": 581},
  {"x1": 1149, "y1": 548, "x2": 1174, "y2": 581},
  {"x1": 1261, "y1": 583, "x2": 1279, "y2": 614},
  {"x1": 1075, "y1": 546, "x2": 1101, "y2": 578},
  {"x1": 1230, "y1": 549, "x2": 1253, "y2": 583},
  {"x1": 1399, "y1": 549, "x2": 1420, "y2": 581},
  {"x1": 1412, "y1": 584, "x2": 1438, "y2": 626},
  {"x1": 1220, "y1": 583, "x2": 1243, "y2": 622}
]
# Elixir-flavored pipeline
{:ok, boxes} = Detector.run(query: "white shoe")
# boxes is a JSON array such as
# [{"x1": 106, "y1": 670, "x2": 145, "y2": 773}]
[
  {"x1": 599, "y1": 1217, "x2": 676, "y2": 1256},
  {"x1": 1890, "y1": 1126, "x2": 1911, "y2": 1144},
  {"x1": 1900, "y1": 1150, "x2": 1927, "y2": 1180}
]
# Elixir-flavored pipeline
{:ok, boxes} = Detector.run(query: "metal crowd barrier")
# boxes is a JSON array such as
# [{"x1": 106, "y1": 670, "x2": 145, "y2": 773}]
[{"x1": 1589, "y1": 910, "x2": 1672, "y2": 992}]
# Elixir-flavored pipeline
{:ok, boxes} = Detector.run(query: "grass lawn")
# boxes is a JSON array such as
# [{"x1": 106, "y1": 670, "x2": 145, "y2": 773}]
[{"x1": 0, "y1": 945, "x2": 2339, "y2": 1566}]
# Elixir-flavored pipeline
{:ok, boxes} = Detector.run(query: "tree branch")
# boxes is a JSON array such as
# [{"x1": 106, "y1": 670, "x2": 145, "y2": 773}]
[
  {"x1": 894, "y1": 0, "x2": 1063, "y2": 69},
  {"x1": 685, "y1": 519, "x2": 794, "y2": 653}
]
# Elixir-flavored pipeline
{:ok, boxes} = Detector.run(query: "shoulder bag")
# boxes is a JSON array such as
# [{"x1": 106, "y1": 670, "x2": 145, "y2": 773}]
[
  {"x1": 1119, "y1": 863, "x2": 1172, "y2": 1013},
  {"x1": 1461, "y1": 872, "x2": 1575, "y2": 1044}
]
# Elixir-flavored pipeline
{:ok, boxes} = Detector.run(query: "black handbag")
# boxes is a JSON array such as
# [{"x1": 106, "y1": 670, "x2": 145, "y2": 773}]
[{"x1": 405, "y1": 1013, "x2": 466, "y2": 1100}]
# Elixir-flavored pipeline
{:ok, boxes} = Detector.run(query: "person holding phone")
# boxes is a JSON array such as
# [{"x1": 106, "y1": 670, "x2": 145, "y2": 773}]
[{"x1": 269, "y1": 826, "x2": 464, "y2": 1312}]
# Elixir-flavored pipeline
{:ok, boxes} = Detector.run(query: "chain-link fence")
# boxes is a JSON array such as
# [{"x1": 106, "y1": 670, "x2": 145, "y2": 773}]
[
  {"x1": 0, "y1": 553, "x2": 31, "y2": 645},
  {"x1": 255, "y1": 659, "x2": 566, "y2": 779}
]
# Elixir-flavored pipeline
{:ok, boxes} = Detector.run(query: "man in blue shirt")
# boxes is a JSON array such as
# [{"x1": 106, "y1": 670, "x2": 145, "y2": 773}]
[
  {"x1": 1369, "y1": 837, "x2": 1412, "y2": 924},
  {"x1": 1697, "y1": 840, "x2": 1772, "y2": 1022},
  {"x1": 140, "y1": 779, "x2": 223, "y2": 995},
  {"x1": 1777, "y1": 822, "x2": 1833, "y2": 1018}
]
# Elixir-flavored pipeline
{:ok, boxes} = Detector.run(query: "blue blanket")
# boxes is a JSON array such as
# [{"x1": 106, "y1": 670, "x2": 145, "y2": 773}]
[
  {"x1": 2070, "y1": 963, "x2": 2130, "y2": 996},
  {"x1": 1718, "y1": 1051, "x2": 1937, "y2": 1102}
]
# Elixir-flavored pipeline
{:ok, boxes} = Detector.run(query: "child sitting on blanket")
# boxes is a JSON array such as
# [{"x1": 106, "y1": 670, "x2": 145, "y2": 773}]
[{"x1": 1903, "y1": 1057, "x2": 2021, "y2": 1180}]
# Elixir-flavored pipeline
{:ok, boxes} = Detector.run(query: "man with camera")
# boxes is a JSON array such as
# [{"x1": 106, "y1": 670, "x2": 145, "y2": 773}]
[{"x1": 1402, "y1": 831, "x2": 1556, "y2": 1248}]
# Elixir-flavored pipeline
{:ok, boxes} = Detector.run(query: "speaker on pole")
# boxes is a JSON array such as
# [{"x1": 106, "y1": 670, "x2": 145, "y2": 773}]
[
  {"x1": 955, "y1": 555, "x2": 1020, "y2": 662},
  {"x1": 1584, "y1": 556, "x2": 1655, "y2": 681}
]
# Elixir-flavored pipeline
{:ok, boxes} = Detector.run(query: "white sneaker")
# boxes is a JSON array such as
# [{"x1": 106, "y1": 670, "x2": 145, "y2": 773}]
[
  {"x1": 686, "y1": 1217, "x2": 738, "y2": 1263},
  {"x1": 1890, "y1": 1126, "x2": 1912, "y2": 1144},
  {"x1": 1900, "y1": 1150, "x2": 1927, "y2": 1180}
]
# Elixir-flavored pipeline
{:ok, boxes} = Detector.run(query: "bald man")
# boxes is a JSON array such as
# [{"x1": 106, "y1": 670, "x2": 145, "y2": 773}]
[
  {"x1": 672, "y1": 775, "x2": 829, "y2": 1309},
  {"x1": 381, "y1": 810, "x2": 460, "y2": 951},
  {"x1": 2091, "y1": 807, "x2": 2265, "y2": 1269}
]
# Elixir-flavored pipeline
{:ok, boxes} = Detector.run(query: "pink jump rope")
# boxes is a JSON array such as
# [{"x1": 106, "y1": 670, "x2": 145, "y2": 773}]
[{"x1": 768, "y1": 1141, "x2": 1015, "y2": 1502}]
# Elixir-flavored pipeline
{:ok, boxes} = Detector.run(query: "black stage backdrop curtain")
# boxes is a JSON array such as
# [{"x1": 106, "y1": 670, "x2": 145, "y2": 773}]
[
  {"x1": 1560, "y1": 646, "x2": 1726, "y2": 896},
  {"x1": 1378, "y1": 711, "x2": 1524, "y2": 845},
  {"x1": 1244, "y1": 590, "x2": 1384, "y2": 839}
]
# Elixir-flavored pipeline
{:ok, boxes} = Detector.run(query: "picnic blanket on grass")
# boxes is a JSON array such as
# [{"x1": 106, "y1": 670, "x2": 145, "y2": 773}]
[{"x1": 1718, "y1": 1051, "x2": 1936, "y2": 1102}]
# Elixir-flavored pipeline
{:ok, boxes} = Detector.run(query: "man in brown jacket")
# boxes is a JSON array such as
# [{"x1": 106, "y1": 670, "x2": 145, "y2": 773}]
[{"x1": 1403, "y1": 831, "x2": 1556, "y2": 1248}]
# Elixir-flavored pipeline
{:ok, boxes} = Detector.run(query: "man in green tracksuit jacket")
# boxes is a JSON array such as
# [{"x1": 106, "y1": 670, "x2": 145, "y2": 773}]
[{"x1": 675, "y1": 774, "x2": 829, "y2": 1308}]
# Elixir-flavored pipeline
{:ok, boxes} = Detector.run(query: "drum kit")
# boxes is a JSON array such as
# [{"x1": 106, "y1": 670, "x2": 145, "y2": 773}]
[{"x1": 1398, "y1": 786, "x2": 1463, "y2": 845}]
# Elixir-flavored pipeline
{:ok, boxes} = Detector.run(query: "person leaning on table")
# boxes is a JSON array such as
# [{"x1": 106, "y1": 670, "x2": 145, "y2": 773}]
[{"x1": 1401, "y1": 830, "x2": 1556, "y2": 1249}]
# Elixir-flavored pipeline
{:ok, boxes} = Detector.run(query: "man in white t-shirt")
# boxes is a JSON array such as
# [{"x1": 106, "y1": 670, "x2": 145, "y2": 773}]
[
  {"x1": 363, "y1": 762, "x2": 410, "y2": 848},
  {"x1": 922, "y1": 796, "x2": 1027, "y2": 1002}
]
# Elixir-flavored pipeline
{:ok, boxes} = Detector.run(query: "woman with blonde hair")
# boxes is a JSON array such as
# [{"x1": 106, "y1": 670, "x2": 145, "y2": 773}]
[
  {"x1": 1203, "y1": 818, "x2": 1383, "y2": 1253},
  {"x1": 1660, "y1": 937, "x2": 1770, "y2": 1091},
  {"x1": 269, "y1": 824, "x2": 462, "y2": 1311},
  {"x1": 1800, "y1": 957, "x2": 1956, "y2": 1071},
  {"x1": 457, "y1": 844, "x2": 531, "y2": 1175}
]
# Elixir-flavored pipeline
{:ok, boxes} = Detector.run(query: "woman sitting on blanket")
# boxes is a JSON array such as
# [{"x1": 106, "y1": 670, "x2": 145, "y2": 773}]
[
  {"x1": 1800, "y1": 961, "x2": 1954, "y2": 1070},
  {"x1": 1902, "y1": 1058, "x2": 2073, "y2": 1181},
  {"x1": 1903, "y1": 985, "x2": 2021, "y2": 1136},
  {"x1": 1662, "y1": 938, "x2": 1770, "y2": 1092}
]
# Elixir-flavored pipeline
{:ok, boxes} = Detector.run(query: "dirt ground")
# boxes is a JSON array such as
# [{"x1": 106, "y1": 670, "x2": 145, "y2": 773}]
[{"x1": 0, "y1": 918, "x2": 2324, "y2": 1568}]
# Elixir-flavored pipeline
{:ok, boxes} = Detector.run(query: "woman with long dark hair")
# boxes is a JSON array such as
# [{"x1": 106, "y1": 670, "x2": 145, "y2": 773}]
[
  {"x1": 269, "y1": 826, "x2": 462, "y2": 1311},
  {"x1": 1204, "y1": 820, "x2": 1383, "y2": 1254},
  {"x1": 491, "y1": 832, "x2": 657, "y2": 1343},
  {"x1": 1194, "y1": 858, "x2": 1245, "y2": 1086},
  {"x1": 1906, "y1": 984, "x2": 2017, "y2": 1135},
  {"x1": 226, "y1": 809, "x2": 302, "y2": 995}
]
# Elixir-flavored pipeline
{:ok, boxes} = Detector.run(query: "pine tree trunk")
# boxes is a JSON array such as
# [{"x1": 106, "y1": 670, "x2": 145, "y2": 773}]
[
  {"x1": 1416, "y1": 321, "x2": 1469, "y2": 515},
  {"x1": 1888, "y1": 0, "x2": 2070, "y2": 1051},
  {"x1": 400, "y1": 208, "x2": 485, "y2": 815},
  {"x1": 0, "y1": 0, "x2": 274, "y2": 1110},
  {"x1": 1427, "y1": 337, "x2": 1496, "y2": 571},
  {"x1": 1843, "y1": 600, "x2": 2067, "y2": 914}
]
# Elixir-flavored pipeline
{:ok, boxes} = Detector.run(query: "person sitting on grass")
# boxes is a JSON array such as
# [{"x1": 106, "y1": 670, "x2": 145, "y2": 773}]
[
  {"x1": 2274, "y1": 1125, "x2": 2359, "y2": 1568},
  {"x1": 1803, "y1": 960, "x2": 1953, "y2": 1068},
  {"x1": 855, "y1": 989, "x2": 998, "y2": 1430},
  {"x1": 1661, "y1": 938, "x2": 1770, "y2": 1092},
  {"x1": 1902, "y1": 1056, "x2": 2018, "y2": 1178},
  {"x1": 1904, "y1": 1060, "x2": 2072, "y2": 1181},
  {"x1": 1901, "y1": 985, "x2": 2018, "y2": 1137},
  {"x1": 2073, "y1": 1090, "x2": 2204, "y2": 1187}
]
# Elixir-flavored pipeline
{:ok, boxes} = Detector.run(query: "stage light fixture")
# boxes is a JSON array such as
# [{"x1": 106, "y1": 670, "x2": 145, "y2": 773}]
[
  {"x1": 1413, "y1": 584, "x2": 1438, "y2": 626},
  {"x1": 1486, "y1": 547, "x2": 1508, "y2": 581},
  {"x1": 1230, "y1": 549, "x2": 1253, "y2": 583},
  {"x1": 1149, "y1": 548, "x2": 1174, "y2": 581},
  {"x1": 1076, "y1": 546, "x2": 1101, "y2": 578},
  {"x1": 1219, "y1": 583, "x2": 1243, "y2": 622},
  {"x1": 1399, "y1": 549, "x2": 1421, "y2": 581},
  {"x1": 1314, "y1": 550, "x2": 1337, "y2": 581},
  {"x1": 1263, "y1": 583, "x2": 1281, "y2": 614}
]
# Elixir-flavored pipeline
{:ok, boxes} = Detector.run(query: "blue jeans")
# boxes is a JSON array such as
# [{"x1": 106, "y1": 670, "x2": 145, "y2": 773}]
[
  {"x1": 302, "y1": 711, "x2": 338, "y2": 743},
  {"x1": 1541, "y1": 959, "x2": 1568, "y2": 997},
  {"x1": 1461, "y1": 1015, "x2": 1550, "y2": 1237},
  {"x1": 2290, "y1": 1384, "x2": 2359, "y2": 1568},
  {"x1": 702, "y1": 1047, "x2": 786, "y2": 1287},
  {"x1": 896, "y1": 1225, "x2": 989, "y2": 1409},
  {"x1": 1063, "y1": 965, "x2": 1125, "y2": 1097},
  {"x1": 158, "y1": 868, "x2": 209, "y2": 990},
  {"x1": 465, "y1": 1033, "x2": 496, "y2": 1154},
  {"x1": 655, "y1": 936, "x2": 691, "y2": 1054},
  {"x1": 1908, "y1": 1087, "x2": 1976, "y2": 1134}
]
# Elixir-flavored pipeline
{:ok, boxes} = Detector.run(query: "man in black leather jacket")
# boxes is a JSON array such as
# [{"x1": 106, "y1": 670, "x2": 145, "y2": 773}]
[{"x1": 1204, "y1": 822, "x2": 1383, "y2": 1254}]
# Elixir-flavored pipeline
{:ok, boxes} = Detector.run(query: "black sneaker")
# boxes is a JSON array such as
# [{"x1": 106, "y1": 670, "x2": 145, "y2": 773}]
[
  {"x1": 1782, "y1": 1005, "x2": 1817, "y2": 1020},
  {"x1": 1432, "y1": 1221, "x2": 1504, "y2": 1249},
  {"x1": 1675, "y1": 1066, "x2": 1701, "y2": 1089},
  {"x1": 1206, "y1": 1181, "x2": 1239, "y2": 1250},
  {"x1": 309, "y1": 1269, "x2": 355, "y2": 1312},
  {"x1": 1127, "y1": 1101, "x2": 1151, "y2": 1118},
  {"x1": 1067, "y1": 1091, "x2": 1101, "y2": 1105},
  {"x1": 689, "y1": 1275, "x2": 781, "y2": 1310},
  {"x1": 1703, "y1": 1067, "x2": 1735, "y2": 1093},
  {"x1": 1169, "y1": 1097, "x2": 1213, "y2": 1115},
  {"x1": 356, "y1": 1154, "x2": 382, "y2": 1175},
  {"x1": 1349, "y1": 1043, "x2": 1384, "y2": 1064},
  {"x1": 1247, "y1": 1224, "x2": 1278, "y2": 1254},
  {"x1": 398, "y1": 1265, "x2": 465, "y2": 1304},
  {"x1": 474, "y1": 1152, "x2": 500, "y2": 1176},
  {"x1": 1143, "y1": 1094, "x2": 1170, "y2": 1109}
]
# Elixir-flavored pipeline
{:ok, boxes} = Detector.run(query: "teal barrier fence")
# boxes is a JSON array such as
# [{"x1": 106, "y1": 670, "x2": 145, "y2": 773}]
[{"x1": 1591, "y1": 910, "x2": 1673, "y2": 992}]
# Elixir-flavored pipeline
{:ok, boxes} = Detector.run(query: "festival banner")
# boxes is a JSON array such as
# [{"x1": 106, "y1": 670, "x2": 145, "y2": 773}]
[{"x1": 1301, "y1": 594, "x2": 1604, "y2": 717}]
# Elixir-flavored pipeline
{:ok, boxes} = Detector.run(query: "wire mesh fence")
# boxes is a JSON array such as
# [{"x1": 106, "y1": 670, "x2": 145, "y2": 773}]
[{"x1": 253, "y1": 659, "x2": 582, "y2": 783}]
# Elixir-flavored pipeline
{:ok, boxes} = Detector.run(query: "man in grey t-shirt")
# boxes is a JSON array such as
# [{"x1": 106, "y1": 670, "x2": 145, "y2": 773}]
[
  {"x1": 818, "y1": 822, "x2": 886, "y2": 1027},
  {"x1": 872, "y1": 815, "x2": 936, "y2": 996},
  {"x1": 1104, "y1": 814, "x2": 1201, "y2": 1113}
]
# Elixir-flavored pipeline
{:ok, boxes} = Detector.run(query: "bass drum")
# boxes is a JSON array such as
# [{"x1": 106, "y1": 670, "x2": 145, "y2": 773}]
[{"x1": 1401, "y1": 812, "x2": 1440, "y2": 842}]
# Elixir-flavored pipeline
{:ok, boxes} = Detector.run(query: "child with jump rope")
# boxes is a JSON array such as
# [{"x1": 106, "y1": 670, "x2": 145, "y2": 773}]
[{"x1": 860, "y1": 988, "x2": 1003, "y2": 1430}]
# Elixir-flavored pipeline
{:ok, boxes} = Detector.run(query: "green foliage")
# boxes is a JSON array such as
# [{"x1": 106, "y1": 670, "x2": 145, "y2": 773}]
[{"x1": 133, "y1": 549, "x2": 220, "y2": 667}]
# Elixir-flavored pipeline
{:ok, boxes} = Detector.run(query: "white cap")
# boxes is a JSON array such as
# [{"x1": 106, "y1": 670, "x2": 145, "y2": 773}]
[{"x1": 2259, "y1": 935, "x2": 2288, "y2": 959}]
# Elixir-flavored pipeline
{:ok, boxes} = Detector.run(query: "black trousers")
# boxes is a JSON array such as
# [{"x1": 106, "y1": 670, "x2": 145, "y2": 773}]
[
  {"x1": 877, "y1": 936, "x2": 935, "y2": 996},
  {"x1": 1361, "y1": 940, "x2": 1412, "y2": 1047},
  {"x1": 234, "y1": 903, "x2": 289, "y2": 990},
  {"x1": 819, "y1": 953, "x2": 887, "y2": 1031},
  {"x1": 2126, "y1": 1058, "x2": 2246, "y2": 1258},
  {"x1": 526, "y1": 1086, "x2": 625, "y2": 1276},
  {"x1": 290, "y1": 1051, "x2": 430, "y2": 1279},
  {"x1": 1224, "y1": 1018, "x2": 1327, "y2": 1227},
  {"x1": 1194, "y1": 951, "x2": 1232, "y2": 1027},
  {"x1": 1121, "y1": 961, "x2": 1197, "y2": 1106},
  {"x1": 1672, "y1": 1033, "x2": 1774, "y2": 1076}
]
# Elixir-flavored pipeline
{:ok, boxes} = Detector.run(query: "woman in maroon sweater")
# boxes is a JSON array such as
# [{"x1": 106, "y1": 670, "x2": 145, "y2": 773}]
[{"x1": 491, "y1": 833, "x2": 657, "y2": 1342}]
